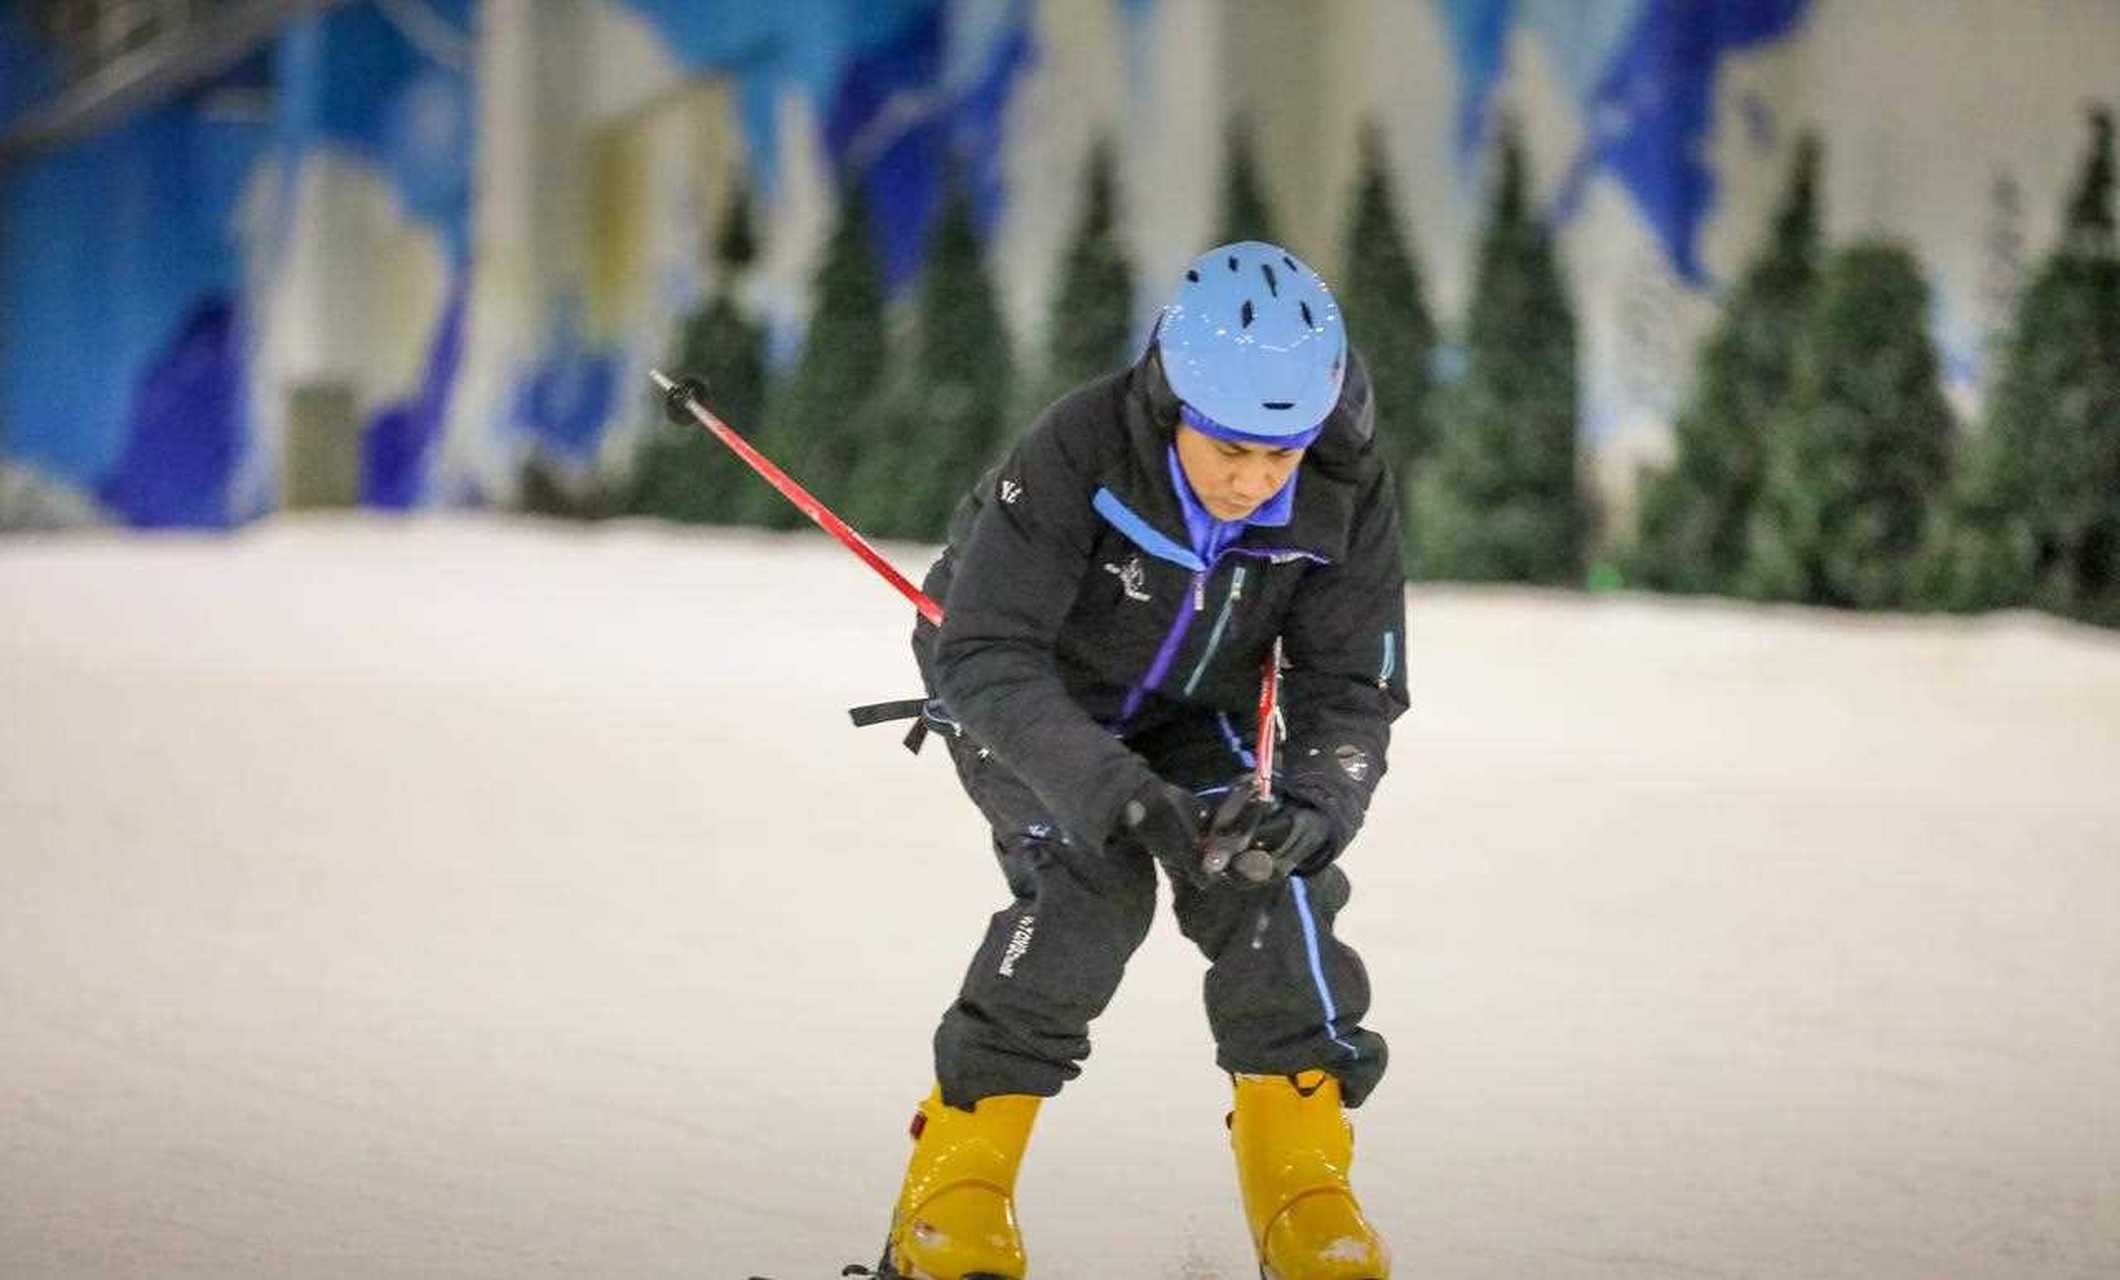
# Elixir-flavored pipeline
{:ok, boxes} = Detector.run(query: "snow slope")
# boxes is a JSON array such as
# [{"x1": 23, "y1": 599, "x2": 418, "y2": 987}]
[{"x1": 4, "y1": 517, "x2": 2116, "y2": 1278}]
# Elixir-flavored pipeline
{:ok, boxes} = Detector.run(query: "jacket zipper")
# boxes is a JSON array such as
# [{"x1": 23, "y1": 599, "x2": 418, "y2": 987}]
[
  {"x1": 1181, "y1": 565, "x2": 1247, "y2": 697},
  {"x1": 1116, "y1": 568, "x2": 1207, "y2": 726},
  {"x1": 1112, "y1": 544, "x2": 1322, "y2": 731}
]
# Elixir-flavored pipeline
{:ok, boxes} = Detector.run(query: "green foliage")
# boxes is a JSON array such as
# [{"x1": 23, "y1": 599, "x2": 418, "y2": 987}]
[
  {"x1": 715, "y1": 171, "x2": 760, "y2": 272},
  {"x1": 1338, "y1": 120, "x2": 1438, "y2": 556},
  {"x1": 746, "y1": 179, "x2": 889, "y2": 529},
  {"x1": 518, "y1": 452, "x2": 617, "y2": 521},
  {"x1": 624, "y1": 179, "x2": 767, "y2": 525},
  {"x1": 1219, "y1": 115, "x2": 1280, "y2": 245},
  {"x1": 848, "y1": 165, "x2": 1016, "y2": 542},
  {"x1": 2064, "y1": 105, "x2": 2116, "y2": 248},
  {"x1": 1745, "y1": 242, "x2": 1956, "y2": 608},
  {"x1": 1031, "y1": 136, "x2": 1136, "y2": 415},
  {"x1": 1412, "y1": 123, "x2": 1582, "y2": 584},
  {"x1": 1633, "y1": 133, "x2": 1821, "y2": 594},
  {"x1": 1914, "y1": 506, "x2": 2038, "y2": 613},
  {"x1": 1924, "y1": 107, "x2": 2120, "y2": 625}
]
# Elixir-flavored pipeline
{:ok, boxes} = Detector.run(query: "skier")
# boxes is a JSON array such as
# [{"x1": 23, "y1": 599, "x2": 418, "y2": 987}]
[{"x1": 878, "y1": 240, "x2": 1407, "y2": 1279}]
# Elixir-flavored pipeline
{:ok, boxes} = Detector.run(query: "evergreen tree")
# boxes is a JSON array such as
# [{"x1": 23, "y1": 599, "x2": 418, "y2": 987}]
[
  {"x1": 517, "y1": 452, "x2": 617, "y2": 521},
  {"x1": 1219, "y1": 114, "x2": 1280, "y2": 245},
  {"x1": 851, "y1": 163, "x2": 1016, "y2": 542},
  {"x1": 745, "y1": 179, "x2": 889, "y2": 529},
  {"x1": 624, "y1": 177, "x2": 767, "y2": 525},
  {"x1": 1338, "y1": 119, "x2": 1437, "y2": 551},
  {"x1": 714, "y1": 167, "x2": 761, "y2": 269},
  {"x1": 1033, "y1": 135, "x2": 1135, "y2": 414},
  {"x1": 1411, "y1": 123, "x2": 1582, "y2": 584},
  {"x1": 1633, "y1": 133, "x2": 1822, "y2": 594},
  {"x1": 1926, "y1": 106, "x2": 2120, "y2": 624},
  {"x1": 1745, "y1": 242, "x2": 1956, "y2": 608}
]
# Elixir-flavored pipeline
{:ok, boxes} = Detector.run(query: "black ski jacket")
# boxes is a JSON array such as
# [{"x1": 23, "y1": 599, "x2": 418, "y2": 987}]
[{"x1": 915, "y1": 346, "x2": 1409, "y2": 858}]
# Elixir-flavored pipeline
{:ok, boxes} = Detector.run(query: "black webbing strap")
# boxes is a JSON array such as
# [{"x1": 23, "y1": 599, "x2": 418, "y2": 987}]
[
  {"x1": 847, "y1": 697, "x2": 927, "y2": 728},
  {"x1": 847, "y1": 696, "x2": 934, "y2": 755}
]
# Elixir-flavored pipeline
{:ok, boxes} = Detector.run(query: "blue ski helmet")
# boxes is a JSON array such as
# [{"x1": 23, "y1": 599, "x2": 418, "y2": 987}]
[{"x1": 1155, "y1": 240, "x2": 1346, "y2": 446}]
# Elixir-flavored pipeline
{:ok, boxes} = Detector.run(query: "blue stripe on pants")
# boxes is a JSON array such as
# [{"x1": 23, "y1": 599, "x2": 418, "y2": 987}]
[{"x1": 1290, "y1": 876, "x2": 1361, "y2": 1058}]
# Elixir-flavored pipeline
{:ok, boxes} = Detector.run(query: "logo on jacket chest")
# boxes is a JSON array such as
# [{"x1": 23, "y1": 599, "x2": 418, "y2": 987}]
[{"x1": 1102, "y1": 554, "x2": 1152, "y2": 602}]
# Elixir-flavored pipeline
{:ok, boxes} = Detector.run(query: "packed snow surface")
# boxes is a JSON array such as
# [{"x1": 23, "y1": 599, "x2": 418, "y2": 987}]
[{"x1": 4, "y1": 517, "x2": 2116, "y2": 1278}]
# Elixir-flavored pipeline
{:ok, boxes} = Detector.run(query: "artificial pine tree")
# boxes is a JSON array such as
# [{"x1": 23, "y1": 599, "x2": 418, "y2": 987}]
[
  {"x1": 745, "y1": 178, "x2": 889, "y2": 529},
  {"x1": 851, "y1": 162, "x2": 1016, "y2": 542},
  {"x1": 1745, "y1": 242, "x2": 1956, "y2": 608},
  {"x1": 517, "y1": 455, "x2": 616, "y2": 521},
  {"x1": 1926, "y1": 107, "x2": 2120, "y2": 624},
  {"x1": 1411, "y1": 122, "x2": 1582, "y2": 584},
  {"x1": 625, "y1": 176, "x2": 767, "y2": 525},
  {"x1": 1633, "y1": 133, "x2": 1822, "y2": 594},
  {"x1": 1219, "y1": 114, "x2": 1280, "y2": 245},
  {"x1": 1337, "y1": 119, "x2": 1437, "y2": 548},
  {"x1": 1032, "y1": 136, "x2": 1135, "y2": 414}
]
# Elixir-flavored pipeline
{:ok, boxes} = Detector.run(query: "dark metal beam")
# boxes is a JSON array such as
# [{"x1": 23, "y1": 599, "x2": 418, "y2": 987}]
[{"x1": 1, "y1": 0, "x2": 347, "y2": 165}]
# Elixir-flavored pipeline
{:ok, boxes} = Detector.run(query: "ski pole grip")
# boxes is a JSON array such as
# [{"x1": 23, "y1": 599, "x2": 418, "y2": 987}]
[{"x1": 662, "y1": 375, "x2": 710, "y2": 426}]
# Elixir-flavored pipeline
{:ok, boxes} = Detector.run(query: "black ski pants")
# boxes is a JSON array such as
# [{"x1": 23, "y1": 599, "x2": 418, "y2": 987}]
[{"x1": 931, "y1": 724, "x2": 1387, "y2": 1110}]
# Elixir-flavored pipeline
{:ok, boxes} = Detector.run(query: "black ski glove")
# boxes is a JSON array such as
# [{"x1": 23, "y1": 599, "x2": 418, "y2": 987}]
[
  {"x1": 1235, "y1": 800, "x2": 1335, "y2": 883},
  {"x1": 1120, "y1": 778, "x2": 1210, "y2": 887},
  {"x1": 1200, "y1": 788, "x2": 1336, "y2": 886}
]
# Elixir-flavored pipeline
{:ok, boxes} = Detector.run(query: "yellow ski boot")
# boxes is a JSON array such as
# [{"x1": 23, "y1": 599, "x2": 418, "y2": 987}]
[
  {"x1": 882, "y1": 1086, "x2": 1040, "y2": 1280},
  {"x1": 1229, "y1": 1071, "x2": 1390, "y2": 1280}
]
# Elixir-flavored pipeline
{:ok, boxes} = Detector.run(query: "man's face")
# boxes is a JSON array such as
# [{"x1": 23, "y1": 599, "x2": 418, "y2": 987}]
[{"x1": 1173, "y1": 422, "x2": 1306, "y2": 521}]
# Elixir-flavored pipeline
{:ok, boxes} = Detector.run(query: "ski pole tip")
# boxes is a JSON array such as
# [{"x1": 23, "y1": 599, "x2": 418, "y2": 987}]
[{"x1": 656, "y1": 372, "x2": 711, "y2": 425}]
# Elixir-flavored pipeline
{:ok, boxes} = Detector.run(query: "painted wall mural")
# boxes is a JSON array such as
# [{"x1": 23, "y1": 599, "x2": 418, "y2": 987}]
[{"x1": 1, "y1": 0, "x2": 2112, "y2": 528}]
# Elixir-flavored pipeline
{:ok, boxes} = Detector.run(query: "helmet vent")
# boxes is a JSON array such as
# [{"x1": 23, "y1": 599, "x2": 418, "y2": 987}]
[
  {"x1": 1282, "y1": 254, "x2": 1298, "y2": 272},
  {"x1": 1240, "y1": 299, "x2": 1255, "y2": 328},
  {"x1": 1262, "y1": 401, "x2": 1295, "y2": 411},
  {"x1": 1299, "y1": 301, "x2": 1315, "y2": 327},
  {"x1": 1227, "y1": 254, "x2": 1240, "y2": 272},
  {"x1": 1260, "y1": 262, "x2": 1280, "y2": 296},
  {"x1": 1186, "y1": 269, "x2": 1200, "y2": 283}
]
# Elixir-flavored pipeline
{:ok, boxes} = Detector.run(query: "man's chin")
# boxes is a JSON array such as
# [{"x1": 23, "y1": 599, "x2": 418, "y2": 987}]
[{"x1": 1208, "y1": 500, "x2": 1258, "y2": 521}]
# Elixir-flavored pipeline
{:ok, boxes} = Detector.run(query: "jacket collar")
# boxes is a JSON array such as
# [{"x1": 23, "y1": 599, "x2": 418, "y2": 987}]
[{"x1": 1166, "y1": 443, "x2": 1294, "y2": 567}]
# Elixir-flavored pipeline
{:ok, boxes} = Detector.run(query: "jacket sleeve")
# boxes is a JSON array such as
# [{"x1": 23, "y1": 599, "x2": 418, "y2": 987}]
[
  {"x1": 1275, "y1": 462, "x2": 1410, "y2": 858},
  {"x1": 930, "y1": 411, "x2": 1160, "y2": 850}
]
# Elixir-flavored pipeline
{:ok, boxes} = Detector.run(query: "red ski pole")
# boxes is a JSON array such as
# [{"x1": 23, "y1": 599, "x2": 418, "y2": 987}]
[
  {"x1": 1254, "y1": 639, "x2": 1281, "y2": 802},
  {"x1": 1195, "y1": 644, "x2": 1287, "y2": 886},
  {"x1": 652, "y1": 369, "x2": 943, "y2": 627}
]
